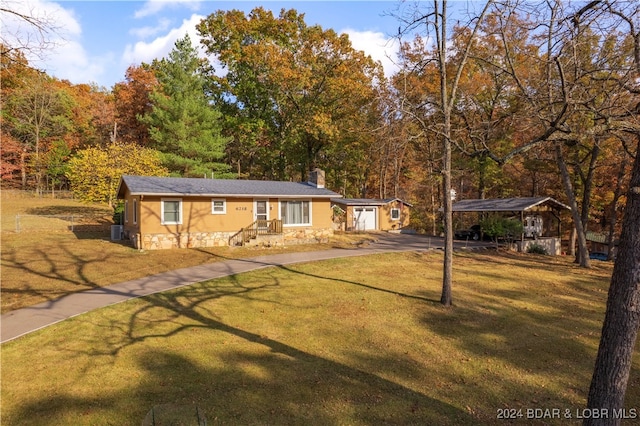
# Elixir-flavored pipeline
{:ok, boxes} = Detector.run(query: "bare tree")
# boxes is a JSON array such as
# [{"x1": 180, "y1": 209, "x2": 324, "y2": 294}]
[
  {"x1": 580, "y1": 1, "x2": 640, "y2": 423},
  {"x1": 0, "y1": 0, "x2": 64, "y2": 61},
  {"x1": 394, "y1": 0, "x2": 495, "y2": 305}
]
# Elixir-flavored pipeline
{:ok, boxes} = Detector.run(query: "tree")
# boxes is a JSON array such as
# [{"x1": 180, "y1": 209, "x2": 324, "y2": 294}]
[
  {"x1": 113, "y1": 65, "x2": 157, "y2": 146},
  {"x1": 141, "y1": 35, "x2": 230, "y2": 177},
  {"x1": 580, "y1": 1, "x2": 640, "y2": 422},
  {"x1": 482, "y1": 0, "x2": 639, "y2": 268},
  {"x1": 197, "y1": 7, "x2": 382, "y2": 182},
  {"x1": 396, "y1": 0, "x2": 495, "y2": 306},
  {"x1": 0, "y1": 130, "x2": 22, "y2": 185},
  {"x1": 42, "y1": 139, "x2": 70, "y2": 196},
  {"x1": 59, "y1": 82, "x2": 114, "y2": 149},
  {"x1": 479, "y1": 215, "x2": 523, "y2": 248},
  {"x1": 0, "y1": 0, "x2": 63, "y2": 61},
  {"x1": 587, "y1": 137, "x2": 640, "y2": 426},
  {"x1": 2, "y1": 69, "x2": 73, "y2": 193},
  {"x1": 66, "y1": 142, "x2": 167, "y2": 206}
]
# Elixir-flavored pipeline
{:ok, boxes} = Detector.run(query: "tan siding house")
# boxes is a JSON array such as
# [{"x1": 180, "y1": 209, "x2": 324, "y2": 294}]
[
  {"x1": 117, "y1": 170, "x2": 341, "y2": 250},
  {"x1": 331, "y1": 198, "x2": 412, "y2": 232}
]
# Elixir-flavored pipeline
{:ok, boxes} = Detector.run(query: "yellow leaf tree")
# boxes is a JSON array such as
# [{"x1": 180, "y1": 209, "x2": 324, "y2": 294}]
[{"x1": 67, "y1": 142, "x2": 167, "y2": 206}]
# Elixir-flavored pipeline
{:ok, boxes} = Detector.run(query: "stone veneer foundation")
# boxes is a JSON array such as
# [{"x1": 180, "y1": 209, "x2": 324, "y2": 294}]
[{"x1": 129, "y1": 228, "x2": 334, "y2": 250}]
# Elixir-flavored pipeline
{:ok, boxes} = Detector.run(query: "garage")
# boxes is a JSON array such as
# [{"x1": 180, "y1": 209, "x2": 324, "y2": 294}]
[
  {"x1": 331, "y1": 198, "x2": 412, "y2": 232},
  {"x1": 354, "y1": 207, "x2": 377, "y2": 231}
]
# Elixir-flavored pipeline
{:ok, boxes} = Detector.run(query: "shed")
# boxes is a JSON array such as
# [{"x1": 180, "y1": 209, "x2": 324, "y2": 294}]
[
  {"x1": 331, "y1": 198, "x2": 412, "y2": 232},
  {"x1": 451, "y1": 196, "x2": 570, "y2": 255}
]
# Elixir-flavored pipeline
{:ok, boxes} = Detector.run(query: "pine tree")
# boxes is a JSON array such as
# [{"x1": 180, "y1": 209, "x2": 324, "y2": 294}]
[{"x1": 141, "y1": 34, "x2": 231, "y2": 177}]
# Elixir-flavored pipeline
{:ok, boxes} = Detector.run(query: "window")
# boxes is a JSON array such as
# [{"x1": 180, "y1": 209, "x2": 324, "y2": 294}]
[
  {"x1": 161, "y1": 199, "x2": 182, "y2": 225},
  {"x1": 280, "y1": 200, "x2": 310, "y2": 225},
  {"x1": 212, "y1": 199, "x2": 226, "y2": 214},
  {"x1": 133, "y1": 199, "x2": 138, "y2": 224},
  {"x1": 391, "y1": 208, "x2": 400, "y2": 220}
]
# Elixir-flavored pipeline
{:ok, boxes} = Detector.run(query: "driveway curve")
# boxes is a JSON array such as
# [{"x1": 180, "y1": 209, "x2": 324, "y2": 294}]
[{"x1": 1, "y1": 234, "x2": 488, "y2": 343}]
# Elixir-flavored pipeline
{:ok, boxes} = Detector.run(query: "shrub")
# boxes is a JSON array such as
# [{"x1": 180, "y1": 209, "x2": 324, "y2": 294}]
[
  {"x1": 112, "y1": 203, "x2": 124, "y2": 225},
  {"x1": 480, "y1": 215, "x2": 524, "y2": 243},
  {"x1": 527, "y1": 243, "x2": 548, "y2": 255}
]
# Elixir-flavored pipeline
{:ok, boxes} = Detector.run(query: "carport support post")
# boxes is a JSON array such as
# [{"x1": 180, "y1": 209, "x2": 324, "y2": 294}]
[{"x1": 520, "y1": 211, "x2": 525, "y2": 248}]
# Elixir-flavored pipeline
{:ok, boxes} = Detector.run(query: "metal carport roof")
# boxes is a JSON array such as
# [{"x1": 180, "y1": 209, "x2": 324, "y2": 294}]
[{"x1": 451, "y1": 197, "x2": 570, "y2": 212}]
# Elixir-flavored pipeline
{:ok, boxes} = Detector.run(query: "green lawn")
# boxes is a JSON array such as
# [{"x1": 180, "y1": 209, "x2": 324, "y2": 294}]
[
  {"x1": 1, "y1": 190, "x2": 375, "y2": 313},
  {"x1": 2, "y1": 251, "x2": 637, "y2": 425}
]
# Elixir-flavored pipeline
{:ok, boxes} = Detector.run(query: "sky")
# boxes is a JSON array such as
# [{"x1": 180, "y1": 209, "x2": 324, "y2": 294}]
[{"x1": 5, "y1": 0, "x2": 410, "y2": 89}]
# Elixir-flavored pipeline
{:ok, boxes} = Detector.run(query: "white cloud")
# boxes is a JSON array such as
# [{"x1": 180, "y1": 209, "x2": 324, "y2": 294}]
[
  {"x1": 122, "y1": 14, "x2": 204, "y2": 66},
  {"x1": 48, "y1": 40, "x2": 114, "y2": 87},
  {"x1": 134, "y1": 0, "x2": 202, "y2": 19},
  {"x1": 1, "y1": 0, "x2": 113, "y2": 86},
  {"x1": 129, "y1": 17, "x2": 172, "y2": 39},
  {"x1": 2, "y1": 0, "x2": 81, "y2": 57},
  {"x1": 340, "y1": 28, "x2": 400, "y2": 78}
]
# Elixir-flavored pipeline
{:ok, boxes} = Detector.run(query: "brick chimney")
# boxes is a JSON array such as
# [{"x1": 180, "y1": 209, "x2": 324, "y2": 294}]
[{"x1": 308, "y1": 168, "x2": 325, "y2": 188}]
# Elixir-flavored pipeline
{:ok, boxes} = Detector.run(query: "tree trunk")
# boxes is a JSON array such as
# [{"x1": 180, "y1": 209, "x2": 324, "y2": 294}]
[
  {"x1": 586, "y1": 137, "x2": 640, "y2": 425},
  {"x1": 606, "y1": 156, "x2": 628, "y2": 260},
  {"x1": 569, "y1": 227, "x2": 577, "y2": 257},
  {"x1": 437, "y1": 0, "x2": 453, "y2": 307},
  {"x1": 575, "y1": 142, "x2": 600, "y2": 264},
  {"x1": 556, "y1": 143, "x2": 591, "y2": 268},
  {"x1": 20, "y1": 148, "x2": 27, "y2": 190},
  {"x1": 441, "y1": 125, "x2": 453, "y2": 306}
]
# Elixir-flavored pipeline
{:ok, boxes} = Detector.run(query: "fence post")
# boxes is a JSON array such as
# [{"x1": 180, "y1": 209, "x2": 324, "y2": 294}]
[{"x1": 71, "y1": 215, "x2": 74, "y2": 232}]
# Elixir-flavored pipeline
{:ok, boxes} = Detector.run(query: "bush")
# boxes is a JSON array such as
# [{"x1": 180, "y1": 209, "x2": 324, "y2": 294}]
[
  {"x1": 112, "y1": 203, "x2": 124, "y2": 225},
  {"x1": 479, "y1": 215, "x2": 524, "y2": 243},
  {"x1": 527, "y1": 243, "x2": 548, "y2": 255}
]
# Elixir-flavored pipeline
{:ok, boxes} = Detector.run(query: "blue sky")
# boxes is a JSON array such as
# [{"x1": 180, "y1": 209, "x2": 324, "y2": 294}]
[{"x1": 7, "y1": 0, "x2": 409, "y2": 89}]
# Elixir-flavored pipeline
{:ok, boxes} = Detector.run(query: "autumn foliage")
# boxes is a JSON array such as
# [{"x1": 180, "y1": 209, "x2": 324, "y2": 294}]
[{"x1": 0, "y1": 4, "x2": 636, "y2": 243}]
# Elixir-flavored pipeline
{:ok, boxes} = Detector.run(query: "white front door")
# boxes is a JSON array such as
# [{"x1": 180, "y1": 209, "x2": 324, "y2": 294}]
[
  {"x1": 354, "y1": 207, "x2": 376, "y2": 230},
  {"x1": 255, "y1": 200, "x2": 269, "y2": 222}
]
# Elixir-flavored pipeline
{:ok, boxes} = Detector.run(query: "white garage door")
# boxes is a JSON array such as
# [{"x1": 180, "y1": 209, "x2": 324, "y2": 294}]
[{"x1": 354, "y1": 207, "x2": 376, "y2": 231}]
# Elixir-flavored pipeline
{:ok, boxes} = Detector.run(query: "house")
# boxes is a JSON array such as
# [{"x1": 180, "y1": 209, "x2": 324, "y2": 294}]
[
  {"x1": 451, "y1": 196, "x2": 570, "y2": 255},
  {"x1": 116, "y1": 169, "x2": 341, "y2": 250},
  {"x1": 330, "y1": 198, "x2": 412, "y2": 232}
]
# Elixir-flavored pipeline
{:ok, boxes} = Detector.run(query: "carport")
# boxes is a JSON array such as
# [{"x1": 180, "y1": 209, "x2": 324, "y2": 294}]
[{"x1": 451, "y1": 197, "x2": 570, "y2": 255}]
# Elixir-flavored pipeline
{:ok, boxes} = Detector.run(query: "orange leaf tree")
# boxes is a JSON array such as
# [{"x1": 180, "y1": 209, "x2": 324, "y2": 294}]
[{"x1": 197, "y1": 7, "x2": 383, "y2": 185}]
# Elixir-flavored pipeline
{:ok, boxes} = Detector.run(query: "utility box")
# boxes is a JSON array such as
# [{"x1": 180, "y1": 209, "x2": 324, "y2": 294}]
[{"x1": 110, "y1": 225, "x2": 123, "y2": 241}]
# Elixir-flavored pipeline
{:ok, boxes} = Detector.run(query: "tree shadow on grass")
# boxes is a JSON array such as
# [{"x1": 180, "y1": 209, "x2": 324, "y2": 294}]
[
  {"x1": 6, "y1": 250, "x2": 628, "y2": 424},
  {"x1": 415, "y1": 274, "x2": 637, "y2": 415},
  {"x1": 1, "y1": 244, "x2": 109, "y2": 307},
  {"x1": 6, "y1": 345, "x2": 472, "y2": 425},
  {"x1": 1, "y1": 240, "x2": 140, "y2": 313},
  {"x1": 5, "y1": 272, "x2": 473, "y2": 425},
  {"x1": 197, "y1": 249, "x2": 441, "y2": 304}
]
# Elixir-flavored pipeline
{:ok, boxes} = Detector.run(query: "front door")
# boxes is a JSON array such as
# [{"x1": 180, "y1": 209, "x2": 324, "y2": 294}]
[{"x1": 255, "y1": 200, "x2": 269, "y2": 222}]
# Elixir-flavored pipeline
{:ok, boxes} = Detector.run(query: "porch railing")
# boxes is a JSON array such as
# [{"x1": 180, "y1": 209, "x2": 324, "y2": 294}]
[{"x1": 228, "y1": 219, "x2": 283, "y2": 246}]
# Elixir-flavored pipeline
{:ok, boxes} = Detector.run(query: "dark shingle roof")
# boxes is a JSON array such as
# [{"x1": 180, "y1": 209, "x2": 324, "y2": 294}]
[
  {"x1": 451, "y1": 197, "x2": 570, "y2": 212},
  {"x1": 331, "y1": 198, "x2": 413, "y2": 207},
  {"x1": 117, "y1": 175, "x2": 341, "y2": 199}
]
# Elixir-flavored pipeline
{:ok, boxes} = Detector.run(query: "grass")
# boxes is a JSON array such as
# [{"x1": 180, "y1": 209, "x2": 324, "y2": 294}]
[
  {"x1": 2, "y1": 250, "x2": 638, "y2": 425},
  {"x1": 1, "y1": 190, "x2": 375, "y2": 313},
  {"x1": 2, "y1": 190, "x2": 638, "y2": 424}
]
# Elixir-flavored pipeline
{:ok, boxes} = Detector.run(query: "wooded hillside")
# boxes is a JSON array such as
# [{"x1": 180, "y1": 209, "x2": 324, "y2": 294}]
[{"x1": 1, "y1": 3, "x2": 637, "y2": 243}]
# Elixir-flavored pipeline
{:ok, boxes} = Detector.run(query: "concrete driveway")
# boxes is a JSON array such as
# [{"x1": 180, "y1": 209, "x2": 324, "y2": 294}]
[{"x1": 1, "y1": 233, "x2": 488, "y2": 343}]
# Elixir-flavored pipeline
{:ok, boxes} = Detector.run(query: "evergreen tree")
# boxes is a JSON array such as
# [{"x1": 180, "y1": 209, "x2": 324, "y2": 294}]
[{"x1": 141, "y1": 34, "x2": 231, "y2": 177}]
